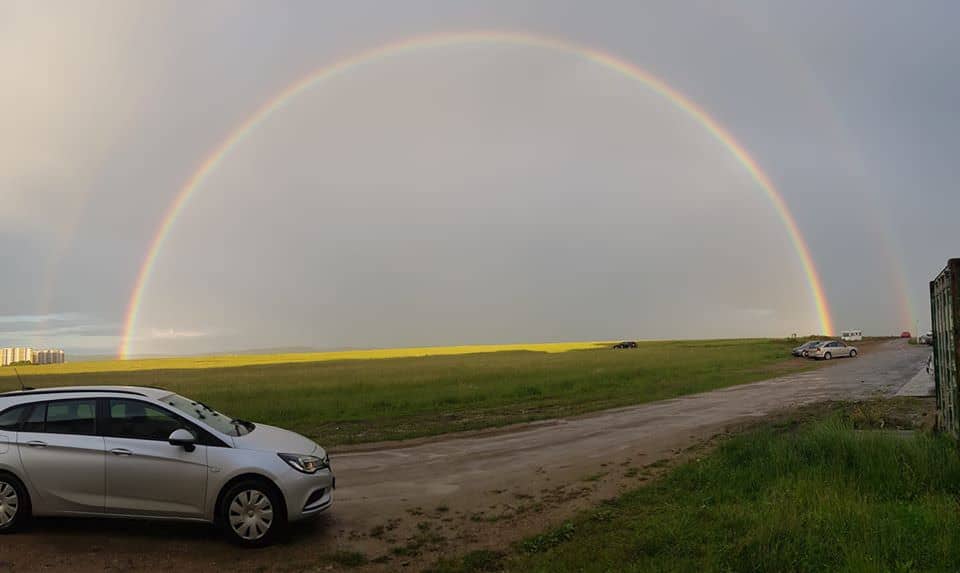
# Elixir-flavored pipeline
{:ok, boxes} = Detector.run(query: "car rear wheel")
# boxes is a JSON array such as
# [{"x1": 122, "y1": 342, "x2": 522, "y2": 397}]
[
  {"x1": 824, "y1": 352, "x2": 833, "y2": 360},
  {"x1": 220, "y1": 479, "x2": 286, "y2": 547},
  {"x1": 850, "y1": 349, "x2": 858, "y2": 358},
  {"x1": 0, "y1": 474, "x2": 29, "y2": 533},
  {"x1": 801, "y1": 351, "x2": 809, "y2": 358}
]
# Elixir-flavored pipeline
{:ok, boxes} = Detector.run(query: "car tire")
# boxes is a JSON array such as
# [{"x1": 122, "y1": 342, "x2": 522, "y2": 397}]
[
  {"x1": 850, "y1": 349, "x2": 858, "y2": 358},
  {"x1": 0, "y1": 473, "x2": 30, "y2": 534},
  {"x1": 801, "y1": 351, "x2": 808, "y2": 358},
  {"x1": 219, "y1": 479, "x2": 286, "y2": 547},
  {"x1": 823, "y1": 352, "x2": 832, "y2": 360}
]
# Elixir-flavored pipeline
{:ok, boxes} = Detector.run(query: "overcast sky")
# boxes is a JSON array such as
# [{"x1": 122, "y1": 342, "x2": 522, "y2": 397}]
[{"x1": 2, "y1": 1, "x2": 957, "y2": 356}]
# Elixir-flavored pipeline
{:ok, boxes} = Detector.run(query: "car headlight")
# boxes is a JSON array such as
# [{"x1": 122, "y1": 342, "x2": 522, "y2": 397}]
[{"x1": 279, "y1": 453, "x2": 330, "y2": 474}]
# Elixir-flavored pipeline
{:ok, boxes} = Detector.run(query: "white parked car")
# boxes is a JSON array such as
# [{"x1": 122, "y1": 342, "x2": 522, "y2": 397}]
[
  {"x1": 840, "y1": 330, "x2": 863, "y2": 342},
  {"x1": 808, "y1": 340, "x2": 858, "y2": 360},
  {"x1": 0, "y1": 386, "x2": 334, "y2": 546}
]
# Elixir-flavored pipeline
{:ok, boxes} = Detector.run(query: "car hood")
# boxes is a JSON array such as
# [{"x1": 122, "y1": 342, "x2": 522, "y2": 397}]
[{"x1": 232, "y1": 423, "x2": 320, "y2": 455}]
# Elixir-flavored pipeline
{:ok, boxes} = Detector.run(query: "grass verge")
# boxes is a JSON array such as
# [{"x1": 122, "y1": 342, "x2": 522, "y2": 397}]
[{"x1": 434, "y1": 398, "x2": 958, "y2": 573}]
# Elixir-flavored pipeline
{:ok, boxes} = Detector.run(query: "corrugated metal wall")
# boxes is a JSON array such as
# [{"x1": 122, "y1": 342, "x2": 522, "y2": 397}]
[{"x1": 931, "y1": 259, "x2": 960, "y2": 437}]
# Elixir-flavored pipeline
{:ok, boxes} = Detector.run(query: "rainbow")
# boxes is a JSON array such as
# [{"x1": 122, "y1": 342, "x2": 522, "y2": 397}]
[{"x1": 119, "y1": 30, "x2": 834, "y2": 358}]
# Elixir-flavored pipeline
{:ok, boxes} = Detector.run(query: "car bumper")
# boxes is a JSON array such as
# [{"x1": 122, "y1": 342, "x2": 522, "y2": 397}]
[{"x1": 282, "y1": 468, "x2": 336, "y2": 522}]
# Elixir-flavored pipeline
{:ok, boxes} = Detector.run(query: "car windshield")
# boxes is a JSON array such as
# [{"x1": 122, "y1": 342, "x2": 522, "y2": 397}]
[{"x1": 161, "y1": 393, "x2": 253, "y2": 436}]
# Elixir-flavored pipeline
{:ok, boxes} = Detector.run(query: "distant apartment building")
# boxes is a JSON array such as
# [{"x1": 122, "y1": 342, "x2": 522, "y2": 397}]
[
  {"x1": 33, "y1": 349, "x2": 66, "y2": 365},
  {"x1": 0, "y1": 347, "x2": 32, "y2": 366},
  {"x1": 0, "y1": 347, "x2": 65, "y2": 366}
]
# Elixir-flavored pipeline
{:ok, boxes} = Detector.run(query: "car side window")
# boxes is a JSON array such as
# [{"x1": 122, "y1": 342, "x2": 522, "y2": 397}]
[
  {"x1": 45, "y1": 400, "x2": 97, "y2": 435},
  {"x1": 0, "y1": 405, "x2": 29, "y2": 431},
  {"x1": 21, "y1": 403, "x2": 47, "y2": 433},
  {"x1": 17, "y1": 400, "x2": 97, "y2": 435},
  {"x1": 106, "y1": 399, "x2": 192, "y2": 442}
]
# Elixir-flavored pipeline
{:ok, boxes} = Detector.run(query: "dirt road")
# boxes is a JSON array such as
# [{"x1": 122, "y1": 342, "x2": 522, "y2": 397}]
[{"x1": 0, "y1": 340, "x2": 929, "y2": 572}]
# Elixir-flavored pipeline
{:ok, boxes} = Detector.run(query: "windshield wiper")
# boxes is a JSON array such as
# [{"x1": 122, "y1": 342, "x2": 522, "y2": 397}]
[
  {"x1": 228, "y1": 418, "x2": 255, "y2": 436},
  {"x1": 231, "y1": 418, "x2": 255, "y2": 431}
]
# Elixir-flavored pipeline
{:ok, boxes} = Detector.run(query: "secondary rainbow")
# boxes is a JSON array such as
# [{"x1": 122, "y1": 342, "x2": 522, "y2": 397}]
[{"x1": 119, "y1": 30, "x2": 834, "y2": 358}]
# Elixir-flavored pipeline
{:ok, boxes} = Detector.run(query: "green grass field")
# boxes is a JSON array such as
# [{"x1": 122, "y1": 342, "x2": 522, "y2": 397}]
[
  {"x1": 439, "y1": 400, "x2": 958, "y2": 573},
  {"x1": 0, "y1": 341, "x2": 612, "y2": 377},
  {"x1": 1, "y1": 339, "x2": 812, "y2": 446}
]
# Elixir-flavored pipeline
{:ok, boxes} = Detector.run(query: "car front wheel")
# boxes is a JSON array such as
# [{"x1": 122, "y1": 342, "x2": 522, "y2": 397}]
[
  {"x1": 220, "y1": 479, "x2": 286, "y2": 547},
  {"x1": 850, "y1": 349, "x2": 858, "y2": 358},
  {"x1": 823, "y1": 352, "x2": 832, "y2": 360}
]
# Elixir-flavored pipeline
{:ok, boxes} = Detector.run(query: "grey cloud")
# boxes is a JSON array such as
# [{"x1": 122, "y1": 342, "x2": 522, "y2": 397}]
[{"x1": 0, "y1": 313, "x2": 88, "y2": 326}]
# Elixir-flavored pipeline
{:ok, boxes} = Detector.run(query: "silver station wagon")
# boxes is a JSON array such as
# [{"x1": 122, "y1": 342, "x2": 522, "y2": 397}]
[
  {"x1": 0, "y1": 386, "x2": 334, "y2": 546},
  {"x1": 807, "y1": 340, "x2": 858, "y2": 360}
]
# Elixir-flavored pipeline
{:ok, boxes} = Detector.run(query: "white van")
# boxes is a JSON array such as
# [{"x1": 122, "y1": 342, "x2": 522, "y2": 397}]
[{"x1": 841, "y1": 330, "x2": 863, "y2": 342}]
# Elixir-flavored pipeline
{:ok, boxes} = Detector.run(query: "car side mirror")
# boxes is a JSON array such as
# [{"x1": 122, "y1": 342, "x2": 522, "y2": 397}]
[{"x1": 168, "y1": 428, "x2": 197, "y2": 452}]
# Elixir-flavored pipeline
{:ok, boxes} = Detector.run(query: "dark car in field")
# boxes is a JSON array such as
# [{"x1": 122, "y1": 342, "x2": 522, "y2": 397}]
[
  {"x1": 613, "y1": 341, "x2": 638, "y2": 349},
  {"x1": 791, "y1": 340, "x2": 822, "y2": 358}
]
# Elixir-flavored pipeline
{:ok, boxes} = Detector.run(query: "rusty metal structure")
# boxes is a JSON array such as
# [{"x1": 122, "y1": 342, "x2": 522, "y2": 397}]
[{"x1": 931, "y1": 259, "x2": 960, "y2": 437}]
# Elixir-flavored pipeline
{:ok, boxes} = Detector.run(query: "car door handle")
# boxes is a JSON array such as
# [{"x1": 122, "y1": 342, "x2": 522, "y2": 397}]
[
  {"x1": 110, "y1": 448, "x2": 133, "y2": 456},
  {"x1": 25, "y1": 440, "x2": 47, "y2": 448}
]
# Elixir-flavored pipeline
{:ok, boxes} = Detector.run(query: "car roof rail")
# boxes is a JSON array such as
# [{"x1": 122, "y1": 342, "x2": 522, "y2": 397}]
[{"x1": 0, "y1": 388, "x2": 147, "y2": 398}]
